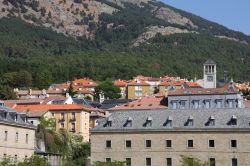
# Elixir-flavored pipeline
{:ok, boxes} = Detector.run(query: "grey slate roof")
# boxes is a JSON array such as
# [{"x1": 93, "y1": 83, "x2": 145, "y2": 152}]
[
  {"x1": 0, "y1": 106, "x2": 36, "y2": 129},
  {"x1": 92, "y1": 108, "x2": 250, "y2": 132}
]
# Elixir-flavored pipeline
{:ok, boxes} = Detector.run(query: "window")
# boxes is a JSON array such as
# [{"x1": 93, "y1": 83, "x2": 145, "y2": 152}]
[
  {"x1": 126, "y1": 158, "x2": 131, "y2": 166},
  {"x1": 71, "y1": 123, "x2": 76, "y2": 132},
  {"x1": 135, "y1": 91, "x2": 142, "y2": 97},
  {"x1": 126, "y1": 140, "x2": 131, "y2": 148},
  {"x1": 4, "y1": 131, "x2": 8, "y2": 141},
  {"x1": 145, "y1": 140, "x2": 151, "y2": 148},
  {"x1": 124, "y1": 117, "x2": 132, "y2": 127},
  {"x1": 135, "y1": 86, "x2": 142, "y2": 91},
  {"x1": 145, "y1": 117, "x2": 152, "y2": 127},
  {"x1": 231, "y1": 140, "x2": 237, "y2": 148},
  {"x1": 30, "y1": 121, "x2": 34, "y2": 124},
  {"x1": 172, "y1": 101, "x2": 177, "y2": 109},
  {"x1": 216, "y1": 100, "x2": 222, "y2": 108},
  {"x1": 204, "y1": 100, "x2": 211, "y2": 109},
  {"x1": 228, "y1": 115, "x2": 237, "y2": 126},
  {"x1": 185, "y1": 116, "x2": 194, "y2": 127},
  {"x1": 60, "y1": 113, "x2": 65, "y2": 121},
  {"x1": 106, "y1": 158, "x2": 111, "y2": 162},
  {"x1": 180, "y1": 100, "x2": 186, "y2": 109},
  {"x1": 193, "y1": 100, "x2": 199, "y2": 109},
  {"x1": 146, "y1": 158, "x2": 151, "y2": 166},
  {"x1": 166, "y1": 158, "x2": 172, "y2": 166},
  {"x1": 106, "y1": 117, "x2": 113, "y2": 127},
  {"x1": 227, "y1": 99, "x2": 234, "y2": 108},
  {"x1": 209, "y1": 140, "x2": 215, "y2": 148},
  {"x1": 71, "y1": 112, "x2": 76, "y2": 120},
  {"x1": 106, "y1": 140, "x2": 111, "y2": 148},
  {"x1": 61, "y1": 122, "x2": 65, "y2": 128},
  {"x1": 26, "y1": 134, "x2": 29, "y2": 144},
  {"x1": 232, "y1": 158, "x2": 237, "y2": 166},
  {"x1": 166, "y1": 140, "x2": 172, "y2": 148},
  {"x1": 209, "y1": 158, "x2": 215, "y2": 166},
  {"x1": 15, "y1": 132, "x2": 19, "y2": 142},
  {"x1": 52, "y1": 113, "x2": 55, "y2": 117},
  {"x1": 187, "y1": 140, "x2": 193, "y2": 148}
]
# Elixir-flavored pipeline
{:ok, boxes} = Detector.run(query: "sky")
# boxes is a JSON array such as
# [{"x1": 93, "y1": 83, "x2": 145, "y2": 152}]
[{"x1": 162, "y1": 0, "x2": 250, "y2": 35}]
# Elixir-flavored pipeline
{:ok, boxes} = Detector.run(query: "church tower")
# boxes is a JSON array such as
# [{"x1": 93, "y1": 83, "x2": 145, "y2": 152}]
[{"x1": 203, "y1": 59, "x2": 216, "y2": 88}]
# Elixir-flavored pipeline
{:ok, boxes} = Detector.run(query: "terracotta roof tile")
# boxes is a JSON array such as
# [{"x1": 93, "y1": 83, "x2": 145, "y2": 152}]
[
  {"x1": 109, "y1": 94, "x2": 167, "y2": 111},
  {"x1": 128, "y1": 80, "x2": 150, "y2": 86}
]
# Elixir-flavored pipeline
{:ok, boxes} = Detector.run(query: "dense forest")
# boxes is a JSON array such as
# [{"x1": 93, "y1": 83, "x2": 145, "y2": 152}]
[{"x1": 0, "y1": 1, "x2": 250, "y2": 90}]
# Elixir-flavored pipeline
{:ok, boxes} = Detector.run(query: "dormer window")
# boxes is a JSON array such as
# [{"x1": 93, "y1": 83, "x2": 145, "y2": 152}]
[
  {"x1": 4, "y1": 112, "x2": 7, "y2": 119},
  {"x1": 228, "y1": 115, "x2": 237, "y2": 126},
  {"x1": 227, "y1": 99, "x2": 234, "y2": 108},
  {"x1": 180, "y1": 100, "x2": 186, "y2": 109},
  {"x1": 171, "y1": 101, "x2": 177, "y2": 109},
  {"x1": 216, "y1": 99, "x2": 222, "y2": 108},
  {"x1": 14, "y1": 114, "x2": 18, "y2": 122},
  {"x1": 144, "y1": 117, "x2": 152, "y2": 127},
  {"x1": 124, "y1": 117, "x2": 132, "y2": 127},
  {"x1": 105, "y1": 117, "x2": 113, "y2": 127},
  {"x1": 206, "y1": 116, "x2": 215, "y2": 126},
  {"x1": 185, "y1": 116, "x2": 194, "y2": 127},
  {"x1": 193, "y1": 100, "x2": 199, "y2": 109},
  {"x1": 164, "y1": 116, "x2": 173, "y2": 127},
  {"x1": 204, "y1": 100, "x2": 211, "y2": 109}
]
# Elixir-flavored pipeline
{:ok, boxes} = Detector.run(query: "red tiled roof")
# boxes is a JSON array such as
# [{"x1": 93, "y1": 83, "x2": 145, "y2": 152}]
[
  {"x1": 128, "y1": 80, "x2": 150, "y2": 86},
  {"x1": 114, "y1": 80, "x2": 128, "y2": 87},
  {"x1": 185, "y1": 82, "x2": 202, "y2": 88},
  {"x1": 109, "y1": 94, "x2": 167, "y2": 111},
  {"x1": 72, "y1": 78, "x2": 97, "y2": 87},
  {"x1": 14, "y1": 104, "x2": 93, "y2": 112}
]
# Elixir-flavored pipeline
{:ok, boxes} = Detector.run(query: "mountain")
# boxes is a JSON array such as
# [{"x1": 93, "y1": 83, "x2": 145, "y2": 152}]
[{"x1": 0, "y1": 0, "x2": 250, "y2": 89}]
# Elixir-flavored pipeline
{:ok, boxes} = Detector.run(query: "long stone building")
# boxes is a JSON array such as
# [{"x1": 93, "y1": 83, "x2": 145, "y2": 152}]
[
  {"x1": 0, "y1": 106, "x2": 36, "y2": 161},
  {"x1": 91, "y1": 109, "x2": 250, "y2": 166}
]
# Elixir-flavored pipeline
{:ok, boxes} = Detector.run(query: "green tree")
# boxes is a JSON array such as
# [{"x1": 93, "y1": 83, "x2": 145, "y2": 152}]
[
  {"x1": 17, "y1": 155, "x2": 50, "y2": 166},
  {"x1": 92, "y1": 161, "x2": 125, "y2": 166},
  {"x1": 94, "y1": 80, "x2": 121, "y2": 100},
  {"x1": 0, "y1": 156, "x2": 15, "y2": 166},
  {"x1": 180, "y1": 155, "x2": 208, "y2": 166},
  {"x1": 0, "y1": 85, "x2": 16, "y2": 100},
  {"x1": 67, "y1": 82, "x2": 76, "y2": 97},
  {"x1": 34, "y1": 70, "x2": 53, "y2": 89}
]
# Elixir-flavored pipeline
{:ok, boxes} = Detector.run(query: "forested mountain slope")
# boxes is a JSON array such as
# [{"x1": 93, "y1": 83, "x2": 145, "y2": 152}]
[{"x1": 0, "y1": 0, "x2": 249, "y2": 89}]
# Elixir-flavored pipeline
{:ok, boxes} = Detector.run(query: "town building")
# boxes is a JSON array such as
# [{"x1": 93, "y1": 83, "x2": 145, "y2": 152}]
[
  {"x1": 127, "y1": 80, "x2": 151, "y2": 100},
  {"x1": 168, "y1": 80, "x2": 244, "y2": 110},
  {"x1": 14, "y1": 104, "x2": 92, "y2": 142},
  {"x1": 114, "y1": 80, "x2": 128, "y2": 99},
  {"x1": 0, "y1": 106, "x2": 36, "y2": 161},
  {"x1": 91, "y1": 108, "x2": 250, "y2": 166},
  {"x1": 196, "y1": 59, "x2": 217, "y2": 88},
  {"x1": 47, "y1": 78, "x2": 97, "y2": 100}
]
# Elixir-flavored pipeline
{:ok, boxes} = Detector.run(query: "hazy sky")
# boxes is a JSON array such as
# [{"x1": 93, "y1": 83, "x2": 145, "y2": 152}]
[{"x1": 162, "y1": 0, "x2": 250, "y2": 35}]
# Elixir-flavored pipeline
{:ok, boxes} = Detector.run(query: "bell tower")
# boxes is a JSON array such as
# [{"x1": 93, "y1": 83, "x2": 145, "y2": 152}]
[{"x1": 203, "y1": 59, "x2": 216, "y2": 88}]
